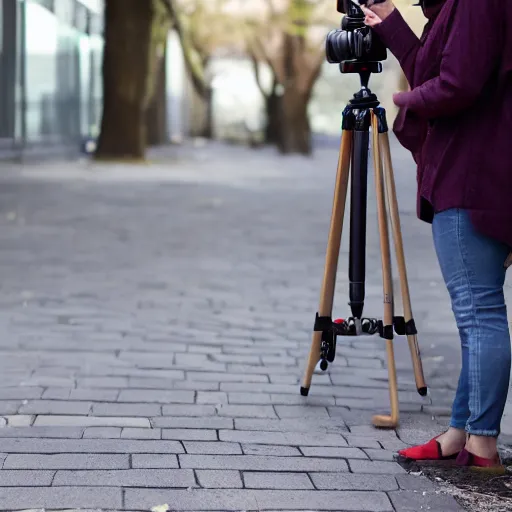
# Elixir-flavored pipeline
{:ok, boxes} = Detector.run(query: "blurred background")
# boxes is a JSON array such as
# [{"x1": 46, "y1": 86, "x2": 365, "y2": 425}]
[{"x1": 0, "y1": 0, "x2": 428, "y2": 162}]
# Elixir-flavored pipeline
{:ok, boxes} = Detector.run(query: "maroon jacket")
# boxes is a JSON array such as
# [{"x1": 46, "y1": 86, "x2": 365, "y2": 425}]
[{"x1": 374, "y1": 0, "x2": 512, "y2": 248}]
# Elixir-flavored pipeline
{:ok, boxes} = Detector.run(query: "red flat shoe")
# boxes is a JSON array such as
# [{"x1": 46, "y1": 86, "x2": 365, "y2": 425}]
[
  {"x1": 397, "y1": 435, "x2": 460, "y2": 461},
  {"x1": 456, "y1": 448, "x2": 506, "y2": 474}
]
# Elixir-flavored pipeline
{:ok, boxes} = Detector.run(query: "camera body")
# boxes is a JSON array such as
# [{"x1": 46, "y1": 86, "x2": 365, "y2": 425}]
[{"x1": 326, "y1": 0, "x2": 387, "y2": 73}]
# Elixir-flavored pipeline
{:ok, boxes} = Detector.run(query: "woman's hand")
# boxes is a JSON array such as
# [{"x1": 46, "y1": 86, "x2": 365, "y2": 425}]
[
  {"x1": 361, "y1": 0, "x2": 395, "y2": 27},
  {"x1": 393, "y1": 92, "x2": 408, "y2": 107}
]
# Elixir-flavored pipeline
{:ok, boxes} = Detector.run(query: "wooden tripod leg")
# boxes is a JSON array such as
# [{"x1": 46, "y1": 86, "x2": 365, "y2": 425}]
[
  {"x1": 379, "y1": 129, "x2": 428, "y2": 396},
  {"x1": 370, "y1": 113, "x2": 399, "y2": 429},
  {"x1": 300, "y1": 129, "x2": 352, "y2": 396}
]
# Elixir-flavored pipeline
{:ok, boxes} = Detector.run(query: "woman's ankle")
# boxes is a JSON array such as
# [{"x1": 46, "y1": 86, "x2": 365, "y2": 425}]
[
  {"x1": 466, "y1": 435, "x2": 499, "y2": 459},
  {"x1": 437, "y1": 428, "x2": 466, "y2": 455}
]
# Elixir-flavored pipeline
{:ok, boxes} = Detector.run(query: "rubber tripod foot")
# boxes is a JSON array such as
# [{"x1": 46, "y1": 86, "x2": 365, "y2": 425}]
[
  {"x1": 300, "y1": 387, "x2": 310, "y2": 397},
  {"x1": 418, "y1": 387, "x2": 428, "y2": 397}
]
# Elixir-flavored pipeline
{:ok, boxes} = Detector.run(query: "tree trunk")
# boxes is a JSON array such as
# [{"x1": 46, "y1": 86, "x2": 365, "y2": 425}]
[
  {"x1": 146, "y1": 44, "x2": 168, "y2": 146},
  {"x1": 200, "y1": 86, "x2": 214, "y2": 139},
  {"x1": 264, "y1": 82, "x2": 284, "y2": 146},
  {"x1": 277, "y1": 88, "x2": 311, "y2": 155},
  {"x1": 95, "y1": 0, "x2": 168, "y2": 160}
]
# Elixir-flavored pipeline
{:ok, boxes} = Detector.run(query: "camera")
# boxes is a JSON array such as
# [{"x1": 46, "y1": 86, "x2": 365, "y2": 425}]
[{"x1": 325, "y1": 0, "x2": 387, "y2": 73}]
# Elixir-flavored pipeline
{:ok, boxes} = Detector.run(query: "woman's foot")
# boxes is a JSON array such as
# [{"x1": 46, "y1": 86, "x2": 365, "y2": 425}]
[
  {"x1": 456, "y1": 435, "x2": 505, "y2": 473},
  {"x1": 397, "y1": 428, "x2": 466, "y2": 461}
]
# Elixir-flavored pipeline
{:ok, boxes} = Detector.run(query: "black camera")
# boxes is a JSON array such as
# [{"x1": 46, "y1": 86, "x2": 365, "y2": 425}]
[{"x1": 325, "y1": 0, "x2": 387, "y2": 73}]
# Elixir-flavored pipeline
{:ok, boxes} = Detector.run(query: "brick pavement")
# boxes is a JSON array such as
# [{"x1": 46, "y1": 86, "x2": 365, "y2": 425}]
[{"x1": 0, "y1": 139, "x2": 499, "y2": 510}]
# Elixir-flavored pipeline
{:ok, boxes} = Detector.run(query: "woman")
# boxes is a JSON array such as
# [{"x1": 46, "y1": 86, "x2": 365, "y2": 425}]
[{"x1": 361, "y1": 0, "x2": 512, "y2": 471}]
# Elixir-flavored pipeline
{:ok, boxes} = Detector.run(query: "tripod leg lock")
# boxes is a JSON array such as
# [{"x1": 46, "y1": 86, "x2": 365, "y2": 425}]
[
  {"x1": 392, "y1": 316, "x2": 418, "y2": 336},
  {"x1": 378, "y1": 321, "x2": 394, "y2": 340},
  {"x1": 373, "y1": 107, "x2": 389, "y2": 134},
  {"x1": 314, "y1": 313, "x2": 333, "y2": 332}
]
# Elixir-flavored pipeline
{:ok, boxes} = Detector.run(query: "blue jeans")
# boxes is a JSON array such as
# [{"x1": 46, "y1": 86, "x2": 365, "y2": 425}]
[{"x1": 432, "y1": 209, "x2": 510, "y2": 437}]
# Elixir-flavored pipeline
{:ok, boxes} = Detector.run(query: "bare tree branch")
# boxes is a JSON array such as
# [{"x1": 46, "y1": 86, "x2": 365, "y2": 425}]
[{"x1": 159, "y1": 0, "x2": 208, "y2": 96}]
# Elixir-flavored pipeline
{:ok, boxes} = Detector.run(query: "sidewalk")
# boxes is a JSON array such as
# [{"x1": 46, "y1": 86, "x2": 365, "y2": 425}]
[{"x1": 0, "y1": 140, "x2": 508, "y2": 511}]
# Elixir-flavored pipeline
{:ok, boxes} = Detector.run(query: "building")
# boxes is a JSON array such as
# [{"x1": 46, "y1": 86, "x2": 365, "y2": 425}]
[{"x1": 0, "y1": 0, "x2": 105, "y2": 160}]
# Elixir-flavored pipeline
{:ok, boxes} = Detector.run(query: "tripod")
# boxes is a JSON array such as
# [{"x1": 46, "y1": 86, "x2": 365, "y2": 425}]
[{"x1": 300, "y1": 69, "x2": 427, "y2": 428}]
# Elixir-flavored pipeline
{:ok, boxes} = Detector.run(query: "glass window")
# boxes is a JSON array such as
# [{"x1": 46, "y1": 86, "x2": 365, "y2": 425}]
[
  {"x1": 24, "y1": 0, "x2": 59, "y2": 142},
  {"x1": 89, "y1": 32, "x2": 103, "y2": 138}
]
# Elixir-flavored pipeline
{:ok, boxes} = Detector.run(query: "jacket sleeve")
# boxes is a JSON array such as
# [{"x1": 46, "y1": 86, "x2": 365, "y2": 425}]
[
  {"x1": 395, "y1": 0, "x2": 503, "y2": 119},
  {"x1": 372, "y1": 8, "x2": 421, "y2": 86}
]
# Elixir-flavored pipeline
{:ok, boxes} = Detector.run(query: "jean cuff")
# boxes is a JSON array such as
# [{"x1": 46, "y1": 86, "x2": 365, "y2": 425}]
[
  {"x1": 465, "y1": 426, "x2": 499, "y2": 437},
  {"x1": 449, "y1": 420, "x2": 467, "y2": 430}
]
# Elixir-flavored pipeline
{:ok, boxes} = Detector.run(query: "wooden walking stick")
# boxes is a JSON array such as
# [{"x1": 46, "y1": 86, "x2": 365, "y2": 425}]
[{"x1": 370, "y1": 112, "x2": 400, "y2": 428}]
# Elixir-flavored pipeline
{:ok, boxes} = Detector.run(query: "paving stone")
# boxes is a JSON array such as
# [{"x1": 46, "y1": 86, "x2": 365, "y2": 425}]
[
  {"x1": 78, "y1": 377, "x2": 128, "y2": 388},
  {"x1": 300, "y1": 446, "x2": 368, "y2": 459},
  {"x1": 3, "y1": 454, "x2": 130, "y2": 470},
  {"x1": 131, "y1": 454, "x2": 179, "y2": 469},
  {"x1": 153, "y1": 416, "x2": 233, "y2": 429},
  {"x1": 344, "y1": 435, "x2": 382, "y2": 448},
  {"x1": 0, "y1": 470, "x2": 55, "y2": 486},
  {"x1": 310, "y1": 473, "x2": 399, "y2": 491},
  {"x1": 92, "y1": 402, "x2": 161, "y2": 417},
  {"x1": 395, "y1": 474, "x2": 436, "y2": 491},
  {"x1": 388, "y1": 490, "x2": 464, "y2": 511},
  {"x1": 83, "y1": 427, "x2": 122, "y2": 439},
  {"x1": 227, "y1": 392, "x2": 271, "y2": 404},
  {"x1": 0, "y1": 401, "x2": 21, "y2": 415},
  {"x1": 69, "y1": 389, "x2": 120, "y2": 401},
  {"x1": 129, "y1": 378, "x2": 218, "y2": 391},
  {"x1": 269, "y1": 394, "x2": 337, "y2": 406},
  {"x1": 348, "y1": 460, "x2": 407, "y2": 474},
  {"x1": 34, "y1": 415, "x2": 151, "y2": 428},
  {"x1": 161, "y1": 404, "x2": 216, "y2": 417},
  {"x1": 0, "y1": 388, "x2": 44, "y2": 400},
  {"x1": 162, "y1": 429, "x2": 218, "y2": 443},
  {"x1": 347, "y1": 357, "x2": 383, "y2": 369},
  {"x1": 242, "y1": 444, "x2": 301, "y2": 456},
  {"x1": 363, "y1": 449, "x2": 396, "y2": 461},
  {"x1": 274, "y1": 405, "x2": 329, "y2": 418},
  {"x1": 117, "y1": 389, "x2": 194, "y2": 404},
  {"x1": 196, "y1": 392, "x2": 228, "y2": 404},
  {"x1": 0, "y1": 427, "x2": 84, "y2": 438},
  {"x1": 244, "y1": 472, "x2": 314, "y2": 489},
  {"x1": 5, "y1": 415, "x2": 34, "y2": 426},
  {"x1": 220, "y1": 430, "x2": 348, "y2": 447},
  {"x1": 179, "y1": 455, "x2": 349, "y2": 472},
  {"x1": 212, "y1": 354, "x2": 262, "y2": 364},
  {"x1": 120, "y1": 427, "x2": 161, "y2": 439},
  {"x1": 234, "y1": 418, "x2": 347, "y2": 433},
  {"x1": 216, "y1": 405, "x2": 278, "y2": 418},
  {"x1": 53, "y1": 469, "x2": 196, "y2": 487},
  {"x1": 379, "y1": 439, "x2": 410, "y2": 451},
  {"x1": 196, "y1": 470, "x2": 243, "y2": 489},
  {"x1": 19, "y1": 400, "x2": 92, "y2": 415},
  {"x1": 0, "y1": 487, "x2": 122, "y2": 509},
  {"x1": 0, "y1": 438, "x2": 183, "y2": 454},
  {"x1": 220, "y1": 382, "x2": 300, "y2": 394},
  {"x1": 187, "y1": 372, "x2": 269, "y2": 383},
  {"x1": 183, "y1": 441, "x2": 241, "y2": 455},
  {"x1": 124, "y1": 489, "x2": 393, "y2": 511}
]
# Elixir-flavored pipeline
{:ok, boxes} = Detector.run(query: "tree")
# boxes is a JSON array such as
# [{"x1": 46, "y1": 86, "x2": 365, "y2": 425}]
[
  {"x1": 95, "y1": 0, "x2": 171, "y2": 161},
  {"x1": 250, "y1": 53, "x2": 283, "y2": 145},
  {"x1": 146, "y1": 43, "x2": 169, "y2": 147},
  {"x1": 163, "y1": 0, "x2": 238, "y2": 139},
  {"x1": 246, "y1": 0, "x2": 334, "y2": 155}
]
